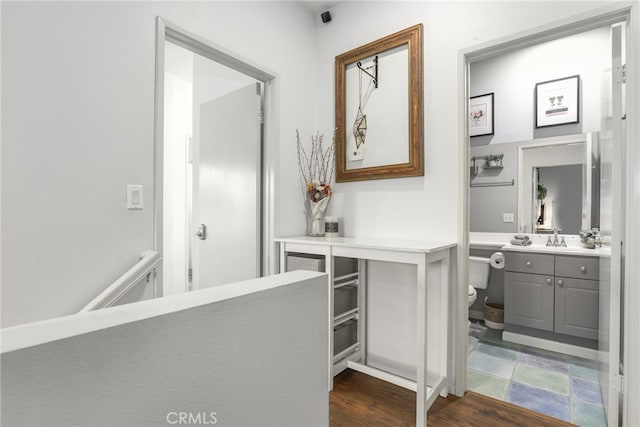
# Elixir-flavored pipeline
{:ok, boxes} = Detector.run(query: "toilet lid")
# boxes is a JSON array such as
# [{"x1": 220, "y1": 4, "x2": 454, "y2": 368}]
[{"x1": 468, "y1": 285, "x2": 476, "y2": 296}]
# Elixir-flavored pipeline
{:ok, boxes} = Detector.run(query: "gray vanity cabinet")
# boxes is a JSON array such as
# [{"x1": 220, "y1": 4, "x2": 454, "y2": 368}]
[
  {"x1": 505, "y1": 252, "x2": 599, "y2": 342},
  {"x1": 504, "y1": 253, "x2": 555, "y2": 331},
  {"x1": 554, "y1": 255, "x2": 600, "y2": 340}
]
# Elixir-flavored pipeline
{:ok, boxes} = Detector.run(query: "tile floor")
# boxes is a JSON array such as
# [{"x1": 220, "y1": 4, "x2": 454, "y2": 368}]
[{"x1": 468, "y1": 322, "x2": 607, "y2": 427}]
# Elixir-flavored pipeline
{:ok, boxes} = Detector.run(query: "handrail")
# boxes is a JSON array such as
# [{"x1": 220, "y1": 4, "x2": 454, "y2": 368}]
[{"x1": 78, "y1": 250, "x2": 161, "y2": 313}]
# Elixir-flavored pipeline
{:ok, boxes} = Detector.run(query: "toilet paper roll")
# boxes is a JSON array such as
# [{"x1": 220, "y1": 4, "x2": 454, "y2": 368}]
[{"x1": 490, "y1": 252, "x2": 505, "y2": 269}]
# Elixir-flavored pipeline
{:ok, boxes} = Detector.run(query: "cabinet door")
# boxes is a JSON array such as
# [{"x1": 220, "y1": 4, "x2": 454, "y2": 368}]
[
  {"x1": 554, "y1": 277, "x2": 599, "y2": 339},
  {"x1": 505, "y1": 272, "x2": 554, "y2": 331}
]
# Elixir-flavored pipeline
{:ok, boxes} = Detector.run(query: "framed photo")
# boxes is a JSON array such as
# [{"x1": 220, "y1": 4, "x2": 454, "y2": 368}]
[
  {"x1": 469, "y1": 93, "x2": 494, "y2": 137},
  {"x1": 535, "y1": 75, "x2": 580, "y2": 128}
]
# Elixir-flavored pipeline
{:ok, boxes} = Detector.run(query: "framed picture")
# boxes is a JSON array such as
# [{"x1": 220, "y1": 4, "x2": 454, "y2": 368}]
[
  {"x1": 535, "y1": 75, "x2": 580, "y2": 128},
  {"x1": 469, "y1": 93, "x2": 494, "y2": 137}
]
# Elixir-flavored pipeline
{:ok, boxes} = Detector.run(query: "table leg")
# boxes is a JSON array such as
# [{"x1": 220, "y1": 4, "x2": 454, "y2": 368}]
[{"x1": 416, "y1": 257, "x2": 428, "y2": 426}]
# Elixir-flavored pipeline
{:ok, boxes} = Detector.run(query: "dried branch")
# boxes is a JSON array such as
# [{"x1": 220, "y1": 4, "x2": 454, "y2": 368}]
[{"x1": 296, "y1": 129, "x2": 335, "y2": 202}]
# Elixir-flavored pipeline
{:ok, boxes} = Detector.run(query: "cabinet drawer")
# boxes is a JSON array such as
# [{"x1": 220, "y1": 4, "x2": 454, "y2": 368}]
[
  {"x1": 286, "y1": 253, "x2": 325, "y2": 272},
  {"x1": 555, "y1": 256, "x2": 599, "y2": 280},
  {"x1": 505, "y1": 252, "x2": 554, "y2": 275},
  {"x1": 334, "y1": 257, "x2": 358, "y2": 278},
  {"x1": 334, "y1": 285, "x2": 358, "y2": 317},
  {"x1": 334, "y1": 319, "x2": 358, "y2": 355}
]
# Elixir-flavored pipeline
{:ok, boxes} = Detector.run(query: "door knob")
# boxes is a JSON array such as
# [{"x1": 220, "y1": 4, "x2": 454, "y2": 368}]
[
  {"x1": 546, "y1": 278, "x2": 552, "y2": 285},
  {"x1": 557, "y1": 279, "x2": 564, "y2": 287},
  {"x1": 196, "y1": 224, "x2": 207, "y2": 240}
]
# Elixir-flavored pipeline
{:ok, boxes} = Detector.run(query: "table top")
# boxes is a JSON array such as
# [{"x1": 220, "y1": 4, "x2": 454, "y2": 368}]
[{"x1": 275, "y1": 236, "x2": 457, "y2": 254}]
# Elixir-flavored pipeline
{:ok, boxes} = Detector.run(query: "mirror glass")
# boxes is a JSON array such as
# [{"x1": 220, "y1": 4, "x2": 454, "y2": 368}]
[
  {"x1": 335, "y1": 24, "x2": 423, "y2": 182},
  {"x1": 470, "y1": 133, "x2": 600, "y2": 234},
  {"x1": 344, "y1": 45, "x2": 409, "y2": 170},
  {"x1": 533, "y1": 165, "x2": 583, "y2": 234}
]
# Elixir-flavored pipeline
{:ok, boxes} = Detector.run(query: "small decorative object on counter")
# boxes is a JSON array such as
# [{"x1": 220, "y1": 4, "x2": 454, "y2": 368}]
[
  {"x1": 297, "y1": 130, "x2": 335, "y2": 237},
  {"x1": 325, "y1": 216, "x2": 339, "y2": 237},
  {"x1": 510, "y1": 234, "x2": 532, "y2": 246},
  {"x1": 579, "y1": 227, "x2": 601, "y2": 249}
]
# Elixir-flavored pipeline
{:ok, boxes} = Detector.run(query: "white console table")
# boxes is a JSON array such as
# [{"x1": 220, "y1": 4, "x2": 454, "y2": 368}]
[{"x1": 275, "y1": 236, "x2": 455, "y2": 426}]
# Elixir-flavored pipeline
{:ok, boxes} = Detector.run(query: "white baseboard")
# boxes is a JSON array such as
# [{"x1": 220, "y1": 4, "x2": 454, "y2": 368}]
[{"x1": 502, "y1": 331, "x2": 598, "y2": 360}]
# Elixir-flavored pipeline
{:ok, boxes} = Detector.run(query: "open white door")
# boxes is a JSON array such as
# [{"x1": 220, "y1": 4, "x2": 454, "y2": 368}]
[
  {"x1": 598, "y1": 22, "x2": 625, "y2": 427},
  {"x1": 191, "y1": 83, "x2": 262, "y2": 289}
]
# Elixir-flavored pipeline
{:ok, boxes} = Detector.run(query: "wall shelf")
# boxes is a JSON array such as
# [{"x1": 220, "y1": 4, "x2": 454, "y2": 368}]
[{"x1": 471, "y1": 153, "x2": 504, "y2": 175}]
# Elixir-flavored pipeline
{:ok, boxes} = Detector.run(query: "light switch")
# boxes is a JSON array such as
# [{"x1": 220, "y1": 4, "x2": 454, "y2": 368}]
[
  {"x1": 127, "y1": 185, "x2": 143, "y2": 210},
  {"x1": 503, "y1": 213, "x2": 514, "y2": 223}
]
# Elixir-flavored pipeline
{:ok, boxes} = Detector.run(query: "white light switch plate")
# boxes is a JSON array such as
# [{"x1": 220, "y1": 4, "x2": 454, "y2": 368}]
[
  {"x1": 127, "y1": 185, "x2": 143, "y2": 210},
  {"x1": 503, "y1": 213, "x2": 514, "y2": 223}
]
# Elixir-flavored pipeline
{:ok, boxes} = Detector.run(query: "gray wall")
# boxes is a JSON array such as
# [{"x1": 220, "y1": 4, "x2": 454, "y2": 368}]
[
  {"x1": 470, "y1": 143, "x2": 519, "y2": 233},
  {"x1": 1, "y1": 272, "x2": 329, "y2": 426},
  {"x1": 470, "y1": 26, "x2": 609, "y2": 146},
  {"x1": 469, "y1": 26, "x2": 609, "y2": 233}
]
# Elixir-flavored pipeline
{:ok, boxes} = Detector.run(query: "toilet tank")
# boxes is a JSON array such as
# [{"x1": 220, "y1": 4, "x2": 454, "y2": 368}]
[{"x1": 469, "y1": 256, "x2": 490, "y2": 289}]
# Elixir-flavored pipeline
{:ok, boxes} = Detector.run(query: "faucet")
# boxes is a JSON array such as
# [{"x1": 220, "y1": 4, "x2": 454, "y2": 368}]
[{"x1": 552, "y1": 226, "x2": 562, "y2": 247}]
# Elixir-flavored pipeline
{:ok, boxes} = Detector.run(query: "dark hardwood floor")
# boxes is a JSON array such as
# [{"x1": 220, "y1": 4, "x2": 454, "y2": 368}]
[{"x1": 330, "y1": 369, "x2": 573, "y2": 426}]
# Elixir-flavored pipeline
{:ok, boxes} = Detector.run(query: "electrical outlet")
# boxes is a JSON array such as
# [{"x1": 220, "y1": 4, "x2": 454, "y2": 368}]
[{"x1": 503, "y1": 213, "x2": 514, "y2": 223}]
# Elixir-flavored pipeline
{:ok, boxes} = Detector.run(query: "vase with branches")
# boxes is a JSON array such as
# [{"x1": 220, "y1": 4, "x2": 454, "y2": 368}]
[{"x1": 297, "y1": 130, "x2": 335, "y2": 236}]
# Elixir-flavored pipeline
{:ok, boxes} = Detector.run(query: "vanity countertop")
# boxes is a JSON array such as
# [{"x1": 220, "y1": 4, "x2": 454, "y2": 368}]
[
  {"x1": 500, "y1": 244, "x2": 608, "y2": 257},
  {"x1": 470, "y1": 232, "x2": 609, "y2": 257}
]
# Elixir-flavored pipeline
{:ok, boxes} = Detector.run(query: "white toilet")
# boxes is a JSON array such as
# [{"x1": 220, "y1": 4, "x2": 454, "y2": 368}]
[{"x1": 468, "y1": 256, "x2": 490, "y2": 307}]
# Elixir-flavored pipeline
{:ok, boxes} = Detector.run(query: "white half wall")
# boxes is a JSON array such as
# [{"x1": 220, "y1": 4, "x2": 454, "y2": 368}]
[{"x1": 1, "y1": 271, "x2": 329, "y2": 426}]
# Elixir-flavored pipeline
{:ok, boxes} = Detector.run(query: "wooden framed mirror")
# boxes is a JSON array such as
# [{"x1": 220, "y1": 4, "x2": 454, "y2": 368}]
[{"x1": 335, "y1": 24, "x2": 423, "y2": 182}]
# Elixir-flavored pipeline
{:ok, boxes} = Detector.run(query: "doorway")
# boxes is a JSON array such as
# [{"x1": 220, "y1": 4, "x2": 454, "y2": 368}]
[
  {"x1": 460, "y1": 8, "x2": 634, "y2": 427},
  {"x1": 154, "y1": 19, "x2": 275, "y2": 295}
]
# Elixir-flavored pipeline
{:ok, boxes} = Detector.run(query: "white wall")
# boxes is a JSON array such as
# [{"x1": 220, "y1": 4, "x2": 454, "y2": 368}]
[
  {"x1": 316, "y1": 1, "x2": 609, "y2": 241},
  {"x1": 1, "y1": 1, "x2": 317, "y2": 326},
  {"x1": 1, "y1": 271, "x2": 329, "y2": 426},
  {"x1": 314, "y1": 0, "x2": 610, "y2": 382},
  {"x1": 0, "y1": 1, "x2": 614, "y2": 325}
]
